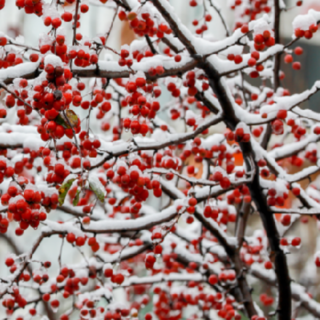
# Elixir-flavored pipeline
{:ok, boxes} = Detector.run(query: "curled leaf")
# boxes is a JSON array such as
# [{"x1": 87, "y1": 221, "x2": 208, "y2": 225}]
[
  {"x1": 55, "y1": 110, "x2": 79, "y2": 129},
  {"x1": 59, "y1": 178, "x2": 76, "y2": 205},
  {"x1": 55, "y1": 114, "x2": 69, "y2": 128},
  {"x1": 65, "y1": 110, "x2": 79, "y2": 127},
  {"x1": 72, "y1": 189, "x2": 81, "y2": 206},
  {"x1": 89, "y1": 182, "x2": 105, "y2": 202}
]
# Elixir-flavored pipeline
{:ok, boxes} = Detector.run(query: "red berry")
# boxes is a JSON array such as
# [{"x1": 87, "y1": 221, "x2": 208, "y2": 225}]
[
  {"x1": 241, "y1": 24, "x2": 249, "y2": 33},
  {"x1": 277, "y1": 109, "x2": 287, "y2": 119},
  {"x1": 291, "y1": 237, "x2": 301, "y2": 246},
  {"x1": 174, "y1": 55, "x2": 181, "y2": 62},
  {"x1": 292, "y1": 62, "x2": 301, "y2": 70},
  {"x1": 5, "y1": 257, "x2": 14, "y2": 267},
  {"x1": 292, "y1": 187, "x2": 300, "y2": 196},
  {"x1": 284, "y1": 54, "x2": 293, "y2": 64},
  {"x1": 294, "y1": 46, "x2": 303, "y2": 55},
  {"x1": 80, "y1": 4, "x2": 89, "y2": 13},
  {"x1": 234, "y1": 55, "x2": 243, "y2": 64},
  {"x1": 208, "y1": 274, "x2": 218, "y2": 285},
  {"x1": 248, "y1": 58, "x2": 256, "y2": 67}
]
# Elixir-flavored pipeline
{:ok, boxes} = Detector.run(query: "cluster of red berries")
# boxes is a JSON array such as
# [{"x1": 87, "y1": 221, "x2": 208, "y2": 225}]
[
  {"x1": 227, "y1": 185, "x2": 252, "y2": 205},
  {"x1": 233, "y1": 0, "x2": 271, "y2": 22},
  {"x1": 35, "y1": 95, "x2": 70, "y2": 133},
  {"x1": 153, "y1": 286, "x2": 241, "y2": 320},
  {"x1": 0, "y1": 160, "x2": 14, "y2": 183},
  {"x1": 0, "y1": 44, "x2": 23, "y2": 70},
  {"x1": 15, "y1": 0, "x2": 43, "y2": 16},
  {"x1": 46, "y1": 162, "x2": 71, "y2": 184},
  {"x1": 2, "y1": 286, "x2": 27, "y2": 314},
  {"x1": 225, "y1": 127, "x2": 250, "y2": 144},
  {"x1": 1, "y1": 186, "x2": 51, "y2": 235},
  {"x1": 118, "y1": 48, "x2": 133, "y2": 67},
  {"x1": 35, "y1": 91, "x2": 82, "y2": 142},
  {"x1": 119, "y1": 47, "x2": 160, "y2": 66},
  {"x1": 285, "y1": 118, "x2": 307, "y2": 140},
  {"x1": 79, "y1": 300, "x2": 119, "y2": 319},
  {"x1": 124, "y1": 79, "x2": 159, "y2": 117},
  {"x1": 104, "y1": 267, "x2": 125, "y2": 285},
  {"x1": 180, "y1": 97, "x2": 210, "y2": 124},
  {"x1": 163, "y1": 47, "x2": 182, "y2": 62},
  {"x1": 294, "y1": 23, "x2": 318, "y2": 39},
  {"x1": 41, "y1": 145, "x2": 75, "y2": 171},
  {"x1": 252, "y1": 30, "x2": 275, "y2": 51},
  {"x1": 288, "y1": 155, "x2": 304, "y2": 167},
  {"x1": 0, "y1": 213, "x2": 8, "y2": 233},
  {"x1": 57, "y1": 266, "x2": 89, "y2": 296},
  {"x1": 145, "y1": 253, "x2": 157, "y2": 269},
  {"x1": 167, "y1": 81, "x2": 183, "y2": 99},
  {"x1": 191, "y1": 13, "x2": 212, "y2": 35},
  {"x1": 260, "y1": 293, "x2": 274, "y2": 306},
  {"x1": 183, "y1": 71, "x2": 200, "y2": 97},
  {"x1": 68, "y1": 48, "x2": 98, "y2": 67},
  {"x1": 280, "y1": 237, "x2": 301, "y2": 247},
  {"x1": 113, "y1": 76, "x2": 162, "y2": 136},
  {"x1": 204, "y1": 202, "x2": 239, "y2": 225},
  {"x1": 5, "y1": 79, "x2": 31, "y2": 124},
  {"x1": 183, "y1": 141, "x2": 231, "y2": 171},
  {"x1": 266, "y1": 188, "x2": 289, "y2": 207},
  {"x1": 66, "y1": 232, "x2": 87, "y2": 247},
  {"x1": 230, "y1": 0, "x2": 243, "y2": 9},
  {"x1": 284, "y1": 47, "x2": 304, "y2": 70},
  {"x1": 218, "y1": 270, "x2": 236, "y2": 283},
  {"x1": 210, "y1": 170, "x2": 232, "y2": 189},
  {"x1": 105, "y1": 164, "x2": 163, "y2": 202},
  {"x1": 41, "y1": 277, "x2": 87, "y2": 313},
  {"x1": 234, "y1": 127, "x2": 251, "y2": 143},
  {"x1": 44, "y1": 63, "x2": 71, "y2": 88},
  {"x1": 305, "y1": 148, "x2": 318, "y2": 163},
  {"x1": 240, "y1": 240, "x2": 264, "y2": 266},
  {"x1": 123, "y1": 118, "x2": 150, "y2": 136},
  {"x1": 43, "y1": 15, "x2": 62, "y2": 28},
  {"x1": 119, "y1": 11, "x2": 172, "y2": 39}
]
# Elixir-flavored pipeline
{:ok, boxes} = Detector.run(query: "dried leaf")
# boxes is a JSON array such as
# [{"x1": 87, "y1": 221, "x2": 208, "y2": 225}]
[{"x1": 65, "y1": 110, "x2": 79, "y2": 127}]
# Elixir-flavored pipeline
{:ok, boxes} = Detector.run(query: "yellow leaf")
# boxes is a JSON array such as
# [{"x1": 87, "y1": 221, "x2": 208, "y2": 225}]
[{"x1": 65, "y1": 110, "x2": 79, "y2": 128}]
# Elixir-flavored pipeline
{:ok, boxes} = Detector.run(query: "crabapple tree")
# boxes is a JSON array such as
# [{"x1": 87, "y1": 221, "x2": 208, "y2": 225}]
[{"x1": 0, "y1": 0, "x2": 320, "y2": 319}]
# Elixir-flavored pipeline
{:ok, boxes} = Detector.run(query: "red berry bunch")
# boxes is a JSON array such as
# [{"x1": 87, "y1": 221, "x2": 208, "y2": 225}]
[
  {"x1": 120, "y1": 11, "x2": 172, "y2": 39},
  {"x1": 260, "y1": 293, "x2": 274, "y2": 306},
  {"x1": 294, "y1": 23, "x2": 318, "y2": 39},
  {"x1": 227, "y1": 186, "x2": 251, "y2": 205},
  {"x1": 15, "y1": 0, "x2": 43, "y2": 16},
  {"x1": 266, "y1": 188, "x2": 289, "y2": 206},
  {"x1": 0, "y1": 51, "x2": 23, "y2": 70},
  {"x1": 2, "y1": 287, "x2": 27, "y2": 313},
  {"x1": 1, "y1": 185, "x2": 49, "y2": 235}
]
